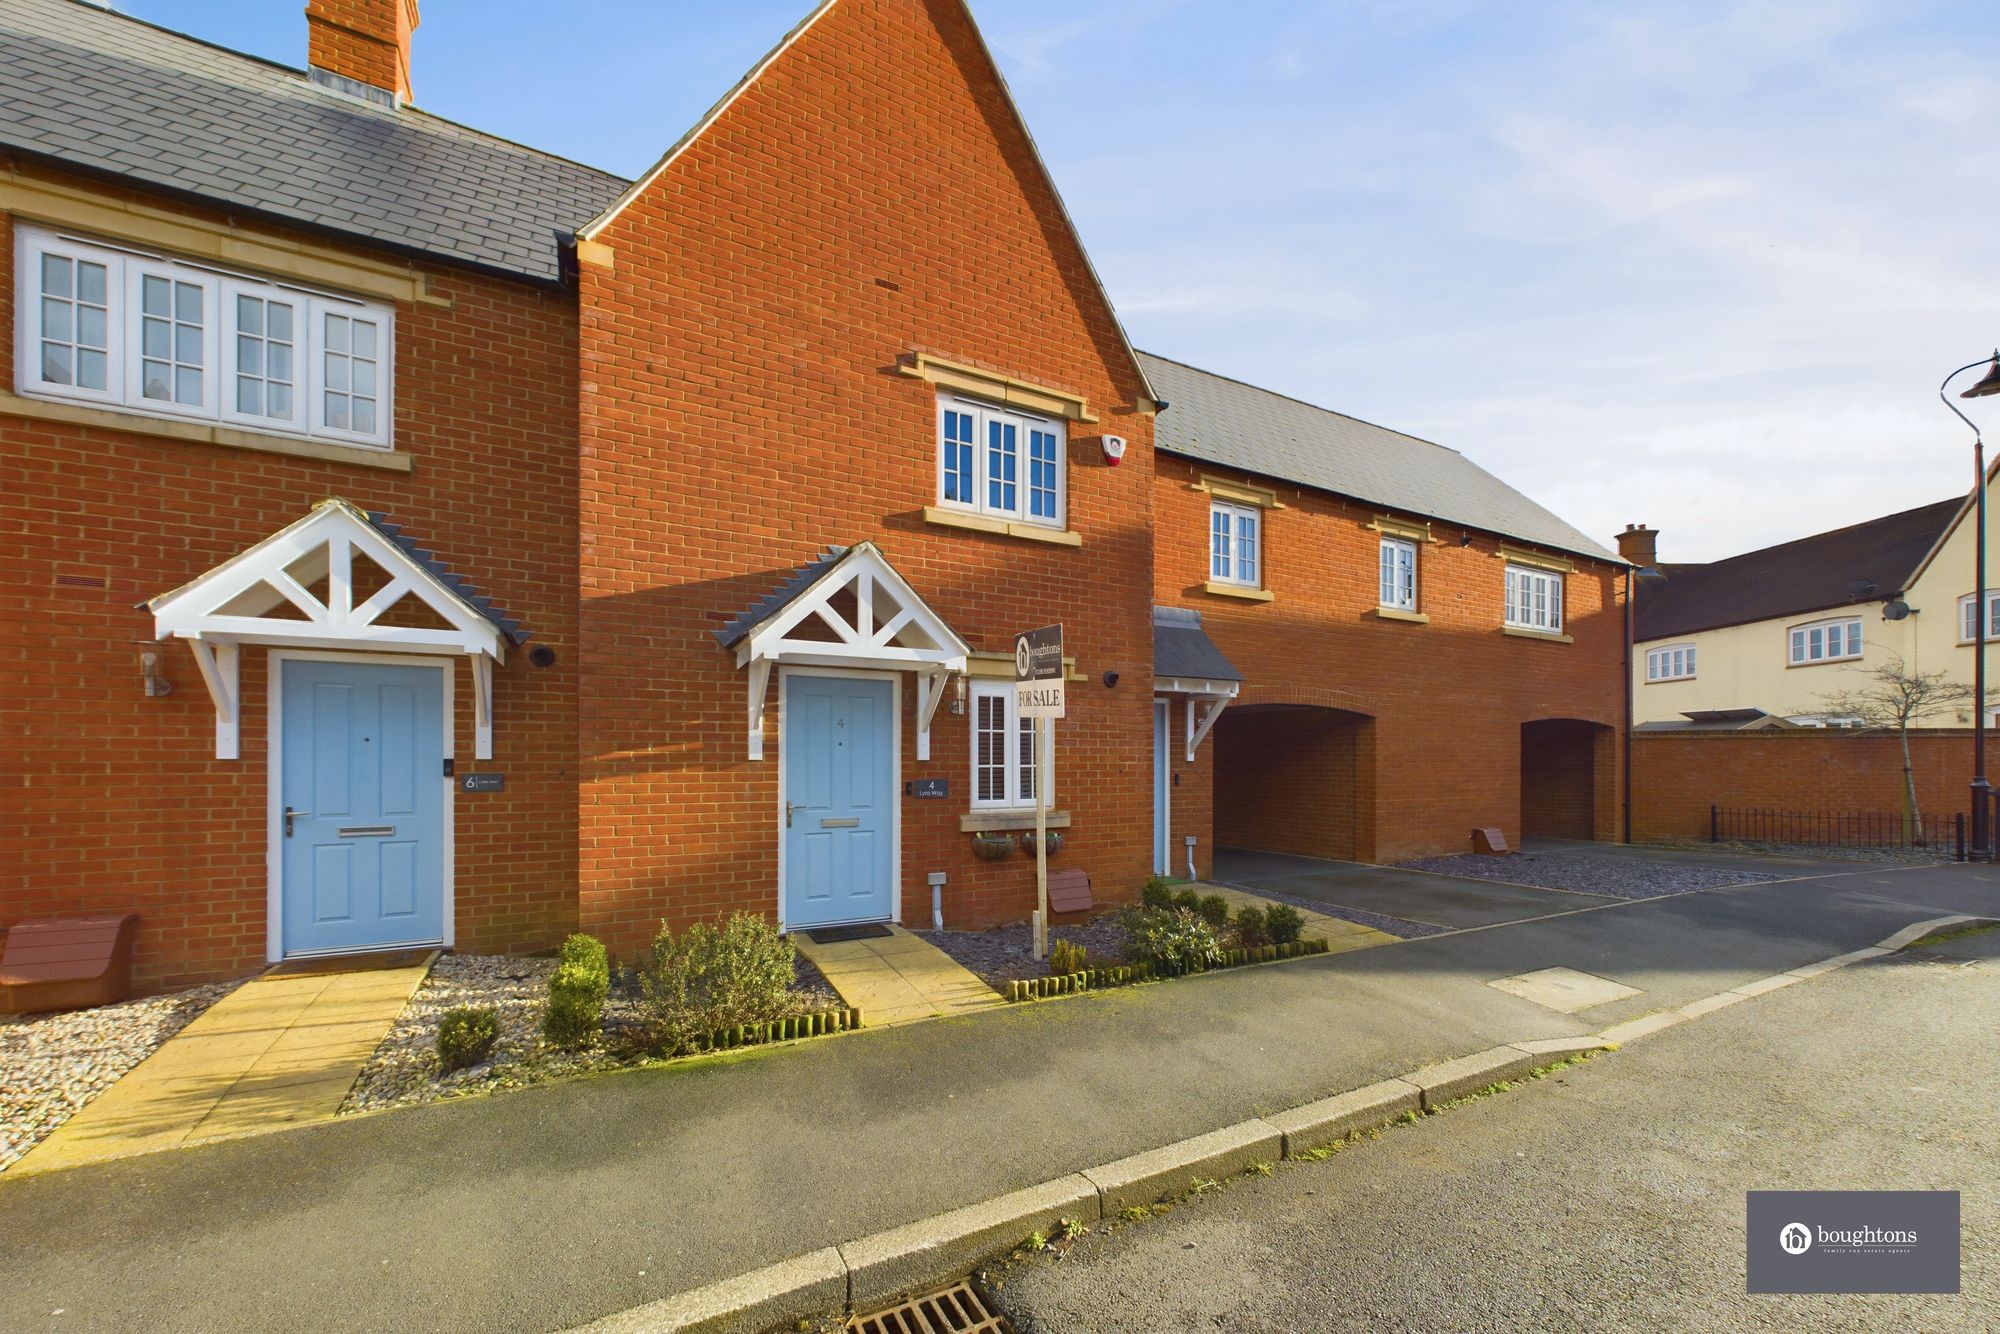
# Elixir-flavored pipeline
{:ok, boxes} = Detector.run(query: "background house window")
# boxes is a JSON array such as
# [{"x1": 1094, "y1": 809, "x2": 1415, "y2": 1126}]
[
  {"x1": 970, "y1": 680, "x2": 1048, "y2": 808},
  {"x1": 1960, "y1": 591, "x2": 2000, "y2": 642},
  {"x1": 15, "y1": 225, "x2": 393, "y2": 447},
  {"x1": 1646, "y1": 644, "x2": 1696, "y2": 681},
  {"x1": 1789, "y1": 618, "x2": 1863, "y2": 665},
  {"x1": 1504, "y1": 563, "x2": 1563, "y2": 632},
  {"x1": 1210, "y1": 501, "x2": 1260, "y2": 586},
  {"x1": 1379, "y1": 537, "x2": 1417, "y2": 610},
  {"x1": 935, "y1": 395, "x2": 1064, "y2": 527}
]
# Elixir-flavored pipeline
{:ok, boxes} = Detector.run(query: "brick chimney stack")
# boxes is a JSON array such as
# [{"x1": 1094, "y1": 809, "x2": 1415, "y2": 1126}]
[
  {"x1": 1616, "y1": 523, "x2": 1659, "y2": 568},
  {"x1": 306, "y1": 0, "x2": 420, "y2": 107}
]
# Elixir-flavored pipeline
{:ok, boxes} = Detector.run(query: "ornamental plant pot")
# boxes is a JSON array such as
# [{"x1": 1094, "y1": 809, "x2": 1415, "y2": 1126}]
[
  {"x1": 1018, "y1": 830, "x2": 1065, "y2": 856},
  {"x1": 970, "y1": 833, "x2": 1015, "y2": 861}
]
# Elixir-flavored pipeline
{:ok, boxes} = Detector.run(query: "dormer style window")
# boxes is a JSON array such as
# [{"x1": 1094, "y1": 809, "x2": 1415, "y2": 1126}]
[
  {"x1": 936, "y1": 394, "x2": 1064, "y2": 528},
  {"x1": 1788, "y1": 617, "x2": 1862, "y2": 666},
  {"x1": 15, "y1": 225, "x2": 393, "y2": 449}
]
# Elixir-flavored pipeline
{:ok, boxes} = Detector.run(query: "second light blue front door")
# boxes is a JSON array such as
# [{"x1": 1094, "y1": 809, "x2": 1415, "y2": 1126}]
[
  {"x1": 783, "y1": 674, "x2": 894, "y2": 929},
  {"x1": 280, "y1": 658, "x2": 447, "y2": 957}
]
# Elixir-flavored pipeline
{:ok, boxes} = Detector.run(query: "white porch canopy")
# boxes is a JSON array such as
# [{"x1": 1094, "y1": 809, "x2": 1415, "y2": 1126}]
[
  {"x1": 717, "y1": 541, "x2": 970, "y2": 761},
  {"x1": 148, "y1": 498, "x2": 525, "y2": 760},
  {"x1": 1159, "y1": 676, "x2": 1241, "y2": 762}
]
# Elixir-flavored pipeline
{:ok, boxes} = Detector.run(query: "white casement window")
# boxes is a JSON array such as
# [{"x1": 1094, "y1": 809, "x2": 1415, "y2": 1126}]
[
  {"x1": 970, "y1": 680, "x2": 1051, "y2": 809},
  {"x1": 1788, "y1": 617, "x2": 1863, "y2": 665},
  {"x1": 1645, "y1": 644, "x2": 1697, "y2": 681},
  {"x1": 1960, "y1": 592, "x2": 2000, "y2": 643},
  {"x1": 1504, "y1": 564, "x2": 1564, "y2": 632},
  {"x1": 16, "y1": 225, "x2": 393, "y2": 448},
  {"x1": 936, "y1": 395, "x2": 1064, "y2": 527},
  {"x1": 1210, "y1": 501, "x2": 1260, "y2": 587},
  {"x1": 1379, "y1": 537, "x2": 1417, "y2": 610}
]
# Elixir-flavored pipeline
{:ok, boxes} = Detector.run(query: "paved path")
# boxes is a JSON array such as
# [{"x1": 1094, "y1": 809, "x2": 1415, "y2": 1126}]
[
  {"x1": 995, "y1": 921, "x2": 2000, "y2": 1331},
  {"x1": 0, "y1": 864, "x2": 1990, "y2": 1332},
  {"x1": 793, "y1": 925, "x2": 1002, "y2": 1025},
  {"x1": 12, "y1": 957, "x2": 430, "y2": 1177}
]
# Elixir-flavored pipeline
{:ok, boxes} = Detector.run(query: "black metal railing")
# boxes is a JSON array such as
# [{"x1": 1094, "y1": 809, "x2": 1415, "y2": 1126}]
[{"x1": 1710, "y1": 805, "x2": 1963, "y2": 855}]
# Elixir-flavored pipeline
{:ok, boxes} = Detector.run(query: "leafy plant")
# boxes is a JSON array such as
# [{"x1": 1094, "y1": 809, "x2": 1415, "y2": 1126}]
[
  {"x1": 436, "y1": 1006, "x2": 500, "y2": 1072},
  {"x1": 1196, "y1": 894, "x2": 1230, "y2": 929},
  {"x1": 1049, "y1": 938, "x2": 1091, "y2": 975},
  {"x1": 1264, "y1": 904, "x2": 1305, "y2": 946},
  {"x1": 1234, "y1": 904, "x2": 1268, "y2": 947},
  {"x1": 1140, "y1": 877, "x2": 1176, "y2": 911},
  {"x1": 1171, "y1": 887, "x2": 1201, "y2": 913},
  {"x1": 542, "y1": 933, "x2": 610, "y2": 1049},
  {"x1": 1123, "y1": 906, "x2": 1225, "y2": 974},
  {"x1": 641, "y1": 912, "x2": 797, "y2": 1055}
]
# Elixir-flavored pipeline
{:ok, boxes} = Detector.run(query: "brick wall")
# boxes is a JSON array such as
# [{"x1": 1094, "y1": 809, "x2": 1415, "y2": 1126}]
[
  {"x1": 575, "y1": 0, "x2": 1158, "y2": 959},
  {"x1": 0, "y1": 165, "x2": 580, "y2": 989},
  {"x1": 1632, "y1": 729, "x2": 1979, "y2": 843},
  {"x1": 1520, "y1": 718, "x2": 1610, "y2": 841},
  {"x1": 1212, "y1": 708, "x2": 1366, "y2": 860},
  {"x1": 1154, "y1": 454, "x2": 1626, "y2": 864}
]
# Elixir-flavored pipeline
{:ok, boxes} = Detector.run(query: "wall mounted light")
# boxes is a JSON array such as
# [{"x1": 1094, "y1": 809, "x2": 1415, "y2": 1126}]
[
  {"x1": 139, "y1": 645, "x2": 172, "y2": 697},
  {"x1": 950, "y1": 674, "x2": 967, "y2": 715}
]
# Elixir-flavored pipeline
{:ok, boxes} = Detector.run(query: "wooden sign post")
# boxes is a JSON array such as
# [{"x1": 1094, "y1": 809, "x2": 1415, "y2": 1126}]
[{"x1": 1014, "y1": 624, "x2": 1065, "y2": 960}]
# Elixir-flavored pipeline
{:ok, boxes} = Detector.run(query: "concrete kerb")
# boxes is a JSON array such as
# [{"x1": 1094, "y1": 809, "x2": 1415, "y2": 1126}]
[{"x1": 565, "y1": 910, "x2": 1978, "y2": 1333}]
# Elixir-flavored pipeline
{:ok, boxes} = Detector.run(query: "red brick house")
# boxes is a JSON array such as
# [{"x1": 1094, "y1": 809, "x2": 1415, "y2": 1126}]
[{"x1": 0, "y1": 0, "x2": 1622, "y2": 989}]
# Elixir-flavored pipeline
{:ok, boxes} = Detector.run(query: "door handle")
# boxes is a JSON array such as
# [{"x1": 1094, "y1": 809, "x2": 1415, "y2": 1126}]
[
  {"x1": 786, "y1": 800, "x2": 795, "y2": 828},
  {"x1": 284, "y1": 806, "x2": 310, "y2": 836}
]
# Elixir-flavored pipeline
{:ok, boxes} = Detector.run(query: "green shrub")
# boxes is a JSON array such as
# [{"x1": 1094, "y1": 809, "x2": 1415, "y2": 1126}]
[
  {"x1": 1265, "y1": 904, "x2": 1305, "y2": 946},
  {"x1": 641, "y1": 912, "x2": 796, "y2": 1055},
  {"x1": 1196, "y1": 894, "x2": 1230, "y2": 929},
  {"x1": 436, "y1": 1006, "x2": 500, "y2": 1072},
  {"x1": 1171, "y1": 887, "x2": 1201, "y2": 913},
  {"x1": 542, "y1": 933, "x2": 610, "y2": 1048},
  {"x1": 1234, "y1": 904, "x2": 1268, "y2": 947},
  {"x1": 1124, "y1": 907, "x2": 1225, "y2": 974},
  {"x1": 1049, "y1": 938, "x2": 1091, "y2": 975},
  {"x1": 1140, "y1": 877, "x2": 1175, "y2": 911}
]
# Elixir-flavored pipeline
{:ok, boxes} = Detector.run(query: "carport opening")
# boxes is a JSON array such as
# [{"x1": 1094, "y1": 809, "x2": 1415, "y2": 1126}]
[
  {"x1": 1213, "y1": 704, "x2": 1374, "y2": 863},
  {"x1": 1520, "y1": 718, "x2": 1614, "y2": 842}
]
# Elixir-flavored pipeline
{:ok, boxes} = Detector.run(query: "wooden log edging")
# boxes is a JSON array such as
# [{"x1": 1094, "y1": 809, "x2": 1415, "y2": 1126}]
[
  {"x1": 1004, "y1": 938, "x2": 1330, "y2": 1002},
  {"x1": 689, "y1": 1005, "x2": 863, "y2": 1051}
]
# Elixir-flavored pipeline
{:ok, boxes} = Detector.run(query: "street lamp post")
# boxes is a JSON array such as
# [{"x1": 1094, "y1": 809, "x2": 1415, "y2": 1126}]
[{"x1": 1941, "y1": 352, "x2": 2000, "y2": 860}]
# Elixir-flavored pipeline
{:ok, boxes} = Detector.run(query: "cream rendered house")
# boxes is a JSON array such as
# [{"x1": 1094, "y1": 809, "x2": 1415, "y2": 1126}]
[{"x1": 1627, "y1": 472, "x2": 2000, "y2": 729}]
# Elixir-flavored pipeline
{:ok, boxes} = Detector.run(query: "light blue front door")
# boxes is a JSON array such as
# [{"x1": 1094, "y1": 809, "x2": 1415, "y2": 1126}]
[
  {"x1": 783, "y1": 674, "x2": 894, "y2": 929},
  {"x1": 280, "y1": 658, "x2": 446, "y2": 957}
]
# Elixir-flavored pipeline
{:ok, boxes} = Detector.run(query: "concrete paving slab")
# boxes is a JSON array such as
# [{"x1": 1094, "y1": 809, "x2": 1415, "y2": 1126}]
[
  {"x1": 841, "y1": 1175, "x2": 1100, "y2": 1309},
  {"x1": 570, "y1": 1249, "x2": 846, "y2": 1334},
  {"x1": 1487, "y1": 966, "x2": 1641, "y2": 1014},
  {"x1": 1266, "y1": 1079, "x2": 1421, "y2": 1155},
  {"x1": 794, "y1": 926, "x2": 1001, "y2": 1028},
  {"x1": 1083, "y1": 1120, "x2": 1283, "y2": 1213}
]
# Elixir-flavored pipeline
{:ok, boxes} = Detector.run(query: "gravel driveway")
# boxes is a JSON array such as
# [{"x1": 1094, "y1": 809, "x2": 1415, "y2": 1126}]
[{"x1": 1398, "y1": 851, "x2": 1786, "y2": 899}]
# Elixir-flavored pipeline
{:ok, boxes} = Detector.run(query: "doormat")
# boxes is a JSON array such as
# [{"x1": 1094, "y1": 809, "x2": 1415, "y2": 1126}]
[
  {"x1": 264, "y1": 947, "x2": 438, "y2": 978},
  {"x1": 805, "y1": 923, "x2": 895, "y2": 944}
]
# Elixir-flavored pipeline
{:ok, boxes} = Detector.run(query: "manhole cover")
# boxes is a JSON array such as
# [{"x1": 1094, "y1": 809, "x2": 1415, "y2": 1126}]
[
  {"x1": 1487, "y1": 966, "x2": 1640, "y2": 1013},
  {"x1": 848, "y1": 1280, "x2": 1013, "y2": 1333}
]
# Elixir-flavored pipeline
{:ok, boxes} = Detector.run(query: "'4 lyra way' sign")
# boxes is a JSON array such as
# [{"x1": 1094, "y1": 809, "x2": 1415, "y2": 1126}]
[{"x1": 1013, "y1": 623, "x2": 1064, "y2": 719}]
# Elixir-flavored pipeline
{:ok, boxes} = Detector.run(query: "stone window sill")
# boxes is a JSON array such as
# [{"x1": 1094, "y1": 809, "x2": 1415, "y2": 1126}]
[
  {"x1": 960, "y1": 809, "x2": 1072, "y2": 833},
  {"x1": 922, "y1": 506, "x2": 1081, "y2": 547},
  {"x1": 1503, "y1": 626, "x2": 1573, "y2": 644},
  {"x1": 1371, "y1": 607, "x2": 1430, "y2": 624},
  {"x1": 0, "y1": 391, "x2": 412, "y2": 473},
  {"x1": 1203, "y1": 581, "x2": 1274, "y2": 602}
]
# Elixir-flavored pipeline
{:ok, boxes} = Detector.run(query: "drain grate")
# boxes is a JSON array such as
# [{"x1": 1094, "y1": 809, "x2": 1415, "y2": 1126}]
[{"x1": 848, "y1": 1280, "x2": 1013, "y2": 1334}]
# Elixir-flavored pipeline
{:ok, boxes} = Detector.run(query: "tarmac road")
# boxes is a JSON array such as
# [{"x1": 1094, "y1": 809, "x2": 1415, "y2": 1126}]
[{"x1": 992, "y1": 925, "x2": 2000, "y2": 1333}]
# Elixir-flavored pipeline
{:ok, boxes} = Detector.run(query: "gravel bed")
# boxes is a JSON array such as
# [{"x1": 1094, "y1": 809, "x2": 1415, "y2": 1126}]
[
  {"x1": 916, "y1": 918, "x2": 1134, "y2": 990},
  {"x1": 0, "y1": 981, "x2": 238, "y2": 1172},
  {"x1": 1398, "y1": 852, "x2": 1784, "y2": 899},
  {"x1": 342, "y1": 951, "x2": 843, "y2": 1115}
]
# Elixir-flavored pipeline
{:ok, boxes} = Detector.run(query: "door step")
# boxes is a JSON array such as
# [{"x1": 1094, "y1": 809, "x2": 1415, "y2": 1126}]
[{"x1": 849, "y1": 1280, "x2": 1012, "y2": 1333}]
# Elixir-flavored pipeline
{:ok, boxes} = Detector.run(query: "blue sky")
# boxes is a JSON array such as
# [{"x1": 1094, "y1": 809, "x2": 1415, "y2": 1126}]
[{"x1": 124, "y1": 0, "x2": 2000, "y2": 561}]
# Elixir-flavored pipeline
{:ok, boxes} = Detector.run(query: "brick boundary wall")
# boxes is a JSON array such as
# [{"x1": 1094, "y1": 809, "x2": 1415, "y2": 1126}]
[{"x1": 1631, "y1": 729, "x2": 1982, "y2": 844}]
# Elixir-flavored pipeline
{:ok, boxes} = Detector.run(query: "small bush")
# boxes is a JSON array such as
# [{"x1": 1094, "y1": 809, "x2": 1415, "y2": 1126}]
[
  {"x1": 1196, "y1": 894, "x2": 1230, "y2": 929},
  {"x1": 1124, "y1": 906, "x2": 1225, "y2": 974},
  {"x1": 1234, "y1": 904, "x2": 1269, "y2": 947},
  {"x1": 1049, "y1": 938, "x2": 1091, "y2": 975},
  {"x1": 1265, "y1": 904, "x2": 1305, "y2": 946},
  {"x1": 543, "y1": 933, "x2": 610, "y2": 1049},
  {"x1": 642, "y1": 912, "x2": 797, "y2": 1055},
  {"x1": 436, "y1": 1006, "x2": 500, "y2": 1072},
  {"x1": 1140, "y1": 877, "x2": 1176, "y2": 911},
  {"x1": 1171, "y1": 887, "x2": 1201, "y2": 913}
]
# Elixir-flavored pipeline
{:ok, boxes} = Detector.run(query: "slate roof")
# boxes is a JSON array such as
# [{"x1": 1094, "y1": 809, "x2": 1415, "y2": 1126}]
[
  {"x1": 1633, "y1": 498, "x2": 1962, "y2": 643},
  {"x1": 0, "y1": 0, "x2": 629, "y2": 283},
  {"x1": 715, "y1": 548, "x2": 849, "y2": 649},
  {"x1": 1153, "y1": 606, "x2": 1243, "y2": 683},
  {"x1": 1139, "y1": 352, "x2": 1618, "y2": 564},
  {"x1": 364, "y1": 510, "x2": 531, "y2": 647}
]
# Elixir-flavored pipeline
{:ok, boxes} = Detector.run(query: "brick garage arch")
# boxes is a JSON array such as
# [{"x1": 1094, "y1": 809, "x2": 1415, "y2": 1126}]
[
  {"x1": 1212, "y1": 702, "x2": 1378, "y2": 863},
  {"x1": 1520, "y1": 717, "x2": 1617, "y2": 843}
]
